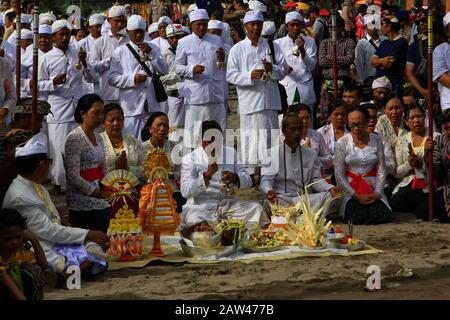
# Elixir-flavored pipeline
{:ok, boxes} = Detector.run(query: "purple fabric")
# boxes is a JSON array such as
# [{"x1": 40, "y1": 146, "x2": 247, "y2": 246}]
[{"x1": 52, "y1": 244, "x2": 107, "y2": 275}]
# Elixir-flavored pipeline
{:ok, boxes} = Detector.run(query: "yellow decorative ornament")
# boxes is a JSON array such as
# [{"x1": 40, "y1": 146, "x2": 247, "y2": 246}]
[{"x1": 143, "y1": 147, "x2": 173, "y2": 182}]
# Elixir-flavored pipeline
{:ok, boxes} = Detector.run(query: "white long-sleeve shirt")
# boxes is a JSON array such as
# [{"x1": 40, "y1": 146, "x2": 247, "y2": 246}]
[
  {"x1": 260, "y1": 139, "x2": 333, "y2": 196},
  {"x1": 20, "y1": 47, "x2": 49, "y2": 99},
  {"x1": 151, "y1": 36, "x2": 171, "y2": 53},
  {"x1": 354, "y1": 34, "x2": 384, "y2": 83},
  {"x1": 39, "y1": 46, "x2": 97, "y2": 124},
  {"x1": 108, "y1": 40, "x2": 168, "y2": 117},
  {"x1": 274, "y1": 35, "x2": 317, "y2": 105},
  {"x1": 173, "y1": 33, "x2": 227, "y2": 105},
  {"x1": 78, "y1": 34, "x2": 102, "y2": 94},
  {"x1": 180, "y1": 145, "x2": 252, "y2": 204},
  {"x1": 90, "y1": 30, "x2": 129, "y2": 101},
  {"x1": 226, "y1": 37, "x2": 288, "y2": 115}
]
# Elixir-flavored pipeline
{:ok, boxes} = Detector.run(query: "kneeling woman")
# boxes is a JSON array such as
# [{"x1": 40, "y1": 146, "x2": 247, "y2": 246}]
[
  {"x1": 391, "y1": 104, "x2": 440, "y2": 219},
  {"x1": 64, "y1": 94, "x2": 112, "y2": 233},
  {"x1": 334, "y1": 107, "x2": 392, "y2": 224}
]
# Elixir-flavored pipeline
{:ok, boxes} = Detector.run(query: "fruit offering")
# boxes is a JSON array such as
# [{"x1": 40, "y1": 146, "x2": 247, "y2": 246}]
[
  {"x1": 108, "y1": 203, "x2": 142, "y2": 235},
  {"x1": 251, "y1": 231, "x2": 287, "y2": 248},
  {"x1": 339, "y1": 234, "x2": 358, "y2": 245}
]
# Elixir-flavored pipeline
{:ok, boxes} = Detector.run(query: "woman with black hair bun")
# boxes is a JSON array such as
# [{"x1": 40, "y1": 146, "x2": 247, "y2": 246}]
[
  {"x1": 391, "y1": 104, "x2": 441, "y2": 220},
  {"x1": 64, "y1": 94, "x2": 112, "y2": 232}
]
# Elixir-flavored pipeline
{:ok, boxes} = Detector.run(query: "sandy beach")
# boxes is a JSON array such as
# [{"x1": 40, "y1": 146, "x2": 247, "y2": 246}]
[{"x1": 44, "y1": 88, "x2": 450, "y2": 300}]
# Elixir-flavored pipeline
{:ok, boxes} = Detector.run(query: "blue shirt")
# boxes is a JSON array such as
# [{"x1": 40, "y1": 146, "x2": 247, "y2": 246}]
[{"x1": 375, "y1": 36, "x2": 409, "y2": 92}]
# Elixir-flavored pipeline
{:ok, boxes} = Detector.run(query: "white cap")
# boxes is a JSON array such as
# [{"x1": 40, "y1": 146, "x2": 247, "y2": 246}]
[
  {"x1": 285, "y1": 11, "x2": 304, "y2": 24},
  {"x1": 243, "y1": 10, "x2": 264, "y2": 24},
  {"x1": 15, "y1": 14, "x2": 33, "y2": 25},
  {"x1": 182, "y1": 26, "x2": 191, "y2": 34},
  {"x1": 189, "y1": 9, "x2": 209, "y2": 23},
  {"x1": 364, "y1": 14, "x2": 381, "y2": 29},
  {"x1": 124, "y1": 4, "x2": 131, "y2": 9},
  {"x1": 21, "y1": 29, "x2": 33, "y2": 40},
  {"x1": 39, "y1": 24, "x2": 53, "y2": 35},
  {"x1": 15, "y1": 132, "x2": 48, "y2": 158},
  {"x1": 372, "y1": 76, "x2": 392, "y2": 90},
  {"x1": 261, "y1": 21, "x2": 276, "y2": 37},
  {"x1": 208, "y1": 20, "x2": 223, "y2": 30},
  {"x1": 127, "y1": 15, "x2": 146, "y2": 31},
  {"x1": 39, "y1": 13, "x2": 57, "y2": 25},
  {"x1": 108, "y1": 5, "x2": 126, "y2": 18},
  {"x1": 166, "y1": 23, "x2": 185, "y2": 37},
  {"x1": 187, "y1": 4, "x2": 198, "y2": 14},
  {"x1": 444, "y1": 12, "x2": 450, "y2": 28},
  {"x1": 52, "y1": 20, "x2": 71, "y2": 33},
  {"x1": 148, "y1": 22, "x2": 159, "y2": 34},
  {"x1": 89, "y1": 14, "x2": 105, "y2": 26},
  {"x1": 158, "y1": 16, "x2": 172, "y2": 26},
  {"x1": 248, "y1": 1, "x2": 267, "y2": 13}
]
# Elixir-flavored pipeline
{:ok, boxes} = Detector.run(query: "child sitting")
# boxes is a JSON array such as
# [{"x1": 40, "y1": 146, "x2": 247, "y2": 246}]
[{"x1": 0, "y1": 208, "x2": 49, "y2": 300}]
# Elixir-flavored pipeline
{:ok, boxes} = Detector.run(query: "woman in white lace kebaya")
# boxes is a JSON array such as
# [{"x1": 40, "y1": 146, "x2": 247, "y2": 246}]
[
  {"x1": 64, "y1": 94, "x2": 112, "y2": 232},
  {"x1": 334, "y1": 107, "x2": 392, "y2": 224}
]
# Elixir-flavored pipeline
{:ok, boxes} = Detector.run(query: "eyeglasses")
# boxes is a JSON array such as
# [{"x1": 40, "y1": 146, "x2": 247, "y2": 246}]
[{"x1": 348, "y1": 123, "x2": 366, "y2": 129}]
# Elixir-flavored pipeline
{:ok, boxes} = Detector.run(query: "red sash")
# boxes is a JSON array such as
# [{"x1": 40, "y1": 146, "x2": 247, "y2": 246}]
[
  {"x1": 411, "y1": 175, "x2": 426, "y2": 190},
  {"x1": 346, "y1": 168, "x2": 377, "y2": 195},
  {"x1": 80, "y1": 166, "x2": 104, "y2": 181}
]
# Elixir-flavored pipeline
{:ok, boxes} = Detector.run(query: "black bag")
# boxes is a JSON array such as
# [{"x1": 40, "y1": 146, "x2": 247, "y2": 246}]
[
  {"x1": 126, "y1": 43, "x2": 168, "y2": 103},
  {"x1": 268, "y1": 40, "x2": 289, "y2": 115},
  {"x1": 414, "y1": 39, "x2": 427, "y2": 81}
]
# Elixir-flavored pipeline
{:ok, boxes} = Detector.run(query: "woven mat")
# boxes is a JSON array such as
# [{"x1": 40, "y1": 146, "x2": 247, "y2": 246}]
[{"x1": 108, "y1": 236, "x2": 383, "y2": 271}]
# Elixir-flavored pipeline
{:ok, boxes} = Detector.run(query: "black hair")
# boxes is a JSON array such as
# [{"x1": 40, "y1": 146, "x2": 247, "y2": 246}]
[
  {"x1": 383, "y1": 17, "x2": 401, "y2": 33},
  {"x1": 343, "y1": 83, "x2": 363, "y2": 99},
  {"x1": 404, "y1": 103, "x2": 425, "y2": 119},
  {"x1": 348, "y1": 106, "x2": 370, "y2": 122},
  {"x1": 328, "y1": 99, "x2": 346, "y2": 118},
  {"x1": 15, "y1": 153, "x2": 47, "y2": 176},
  {"x1": 402, "y1": 86, "x2": 417, "y2": 98},
  {"x1": 0, "y1": 208, "x2": 27, "y2": 231},
  {"x1": 288, "y1": 103, "x2": 311, "y2": 115},
  {"x1": 281, "y1": 112, "x2": 300, "y2": 132},
  {"x1": 358, "y1": 4, "x2": 368, "y2": 14},
  {"x1": 103, "y1": 103, "x2": 124, "y2": 120},
  {"x1": 210, "y1": 9, "x2": 224, "y2": 21},
  {"x1": 74, "y1": 94, "x2": 103, "y2": 123},
  {"x1": 140, "y1": 112, "x2": 168, "y2": 142},
  {"x1": 440, "y1": 110, "x2": 450, "y2": 126},
  {"x1": 5, "y1": 11, "x2": 16, "y2": 23},
  {"x1": 384, "y1": 93, "x2": 403, "y2": 109},
  {"x1": 71, "y1": 27, "x2": 87, "y2": 36},
  {"x1": 201, "y1": 120, "x2": 222, "y2": 139},
  {"x1": 360, "y1": 102, "x2": 377, "y2": 114}
]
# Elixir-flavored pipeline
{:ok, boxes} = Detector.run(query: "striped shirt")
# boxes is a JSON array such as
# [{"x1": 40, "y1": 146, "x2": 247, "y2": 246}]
[
  {"x1": 433, "y1": 134, "x2": 450, "y2": 207},
  {"x1": 318, "y1": 37, "x2": 356, "y2": 80}
]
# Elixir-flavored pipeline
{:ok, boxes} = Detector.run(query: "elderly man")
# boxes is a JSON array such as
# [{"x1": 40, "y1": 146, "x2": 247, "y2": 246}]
[
  {"x1": 151, "y1": 15, "x2": 172, "y2": 53},
  {"x1": 433, "y1": 12, "x2": 450, "y2": 112},
  {"x1": 39, "y1": 20, "x2": 97, "y2": 192},
  {"x1": 108, "y1": 15, "x2": 168, "y2": 139},
  {"x1": 20, "y1": 24, "x2": 54, "y2": 99},
  {"x1": 227, "y1": 10, "x2": 288, "y2": 175},
  {"x1": 180, "y1": 120, "x2": 268, "y2": 231},
  {"x1": 2, "y1": 133, "x2": 109, "y2": 277},
  {"x1": 90, "y1": 5, "x2": 129, "y2": 104},
  {"x1": 260, "y1": 113, "x2": 341, "y2": 217},
  {"x1": 275, "y1": 11, "x2": 317, "y2": 108},
  {"x1": 160, "y1": 23, "x2": 186, "y2": 142},
  {"x1": 355, "y1": 14, "x2": 384, "y2": 83},
  {"x1": 371, "y1": 75, "x2": 392, "y2": 116},
  {"x1": 174, "y1": 9, "x2": 228, "y2": 149}
]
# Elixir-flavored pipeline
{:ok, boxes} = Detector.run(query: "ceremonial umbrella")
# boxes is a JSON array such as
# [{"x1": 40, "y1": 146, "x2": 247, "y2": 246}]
[
  {"x1": 355, "y1": 0, "x2": 382, "y2": 6},
  {"x1": 296, "y1": 2, "x2": 309, "y2": 11}
]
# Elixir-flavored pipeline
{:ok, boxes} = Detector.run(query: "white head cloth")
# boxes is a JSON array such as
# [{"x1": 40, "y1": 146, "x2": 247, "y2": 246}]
[
  {"x1": 372, "y1": 76, "x2": 392, "y2": 90},
  {"x1": 15, "y1": 132, "x2": 48, "y2": 158},
  {"x1": 52, "y1": 20, "x2": 71, "y2": 33},
  {"x1": 127, "y1": 15, "x2": 146, "y2": 31},
  {"x1": 189, "y1": 9, "x2": 209, "y2": 23},
  {"x1": 243, "y1": 10, "x2": 264, "y2": 24}
]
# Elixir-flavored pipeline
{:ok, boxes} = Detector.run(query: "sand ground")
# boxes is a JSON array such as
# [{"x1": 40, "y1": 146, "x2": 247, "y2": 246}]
[{"x1": 44, "y1": 88, "x2": 450, "y2": 300}]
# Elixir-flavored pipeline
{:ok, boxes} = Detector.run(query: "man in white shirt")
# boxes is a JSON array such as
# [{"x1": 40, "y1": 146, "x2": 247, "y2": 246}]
[
  {"x1": 151, "y1": 15, "x2": 172, "y2": 53},
  {"x1": 2, "y1": 133, "x2": 109, "y2": 277},
  {"x1": 90, "y1": 5, "x2": 129, "y2": 104},
  {"x1": 226, "y1": 10, "x2": 288, "y2": 175},
  {"x1": 108, "y1": 15, "x2": 168, "y2": 139},
  {"x1": 275, "y1": 11, "x2": 317, "y2": 108},
  {"x1": 78, "y1": 14, "x2": 105, "y2": 94},
  {"x1": 355, "y1": 14, "x2": 383, "y2": 83},
  {"x1": 180, "y1": 120, "x2": 268, "y2": 231},
  {"x1": 160, "y1": 23, "x2": 186, "y2": 142},
  {"x1": 20, "y1": 24, "x2": 54, "y2": 99},
  {"x1": 173, "y1": 9, "x2": 227, "y2": 149},
  {"x1": 260, "y1": 113, "x2": 341, "y2": 216},
  {"x1": 433, "y1": 12, "x2": 450, "y2": 112},
  {"x1": 39, "y1": 20, "x2": 97, "y2": 191}
]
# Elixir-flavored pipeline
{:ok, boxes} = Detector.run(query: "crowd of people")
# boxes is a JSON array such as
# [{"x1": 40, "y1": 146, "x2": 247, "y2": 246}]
[{"x1": 1, "y1": 0, "x2": 450, "y2": 299}]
